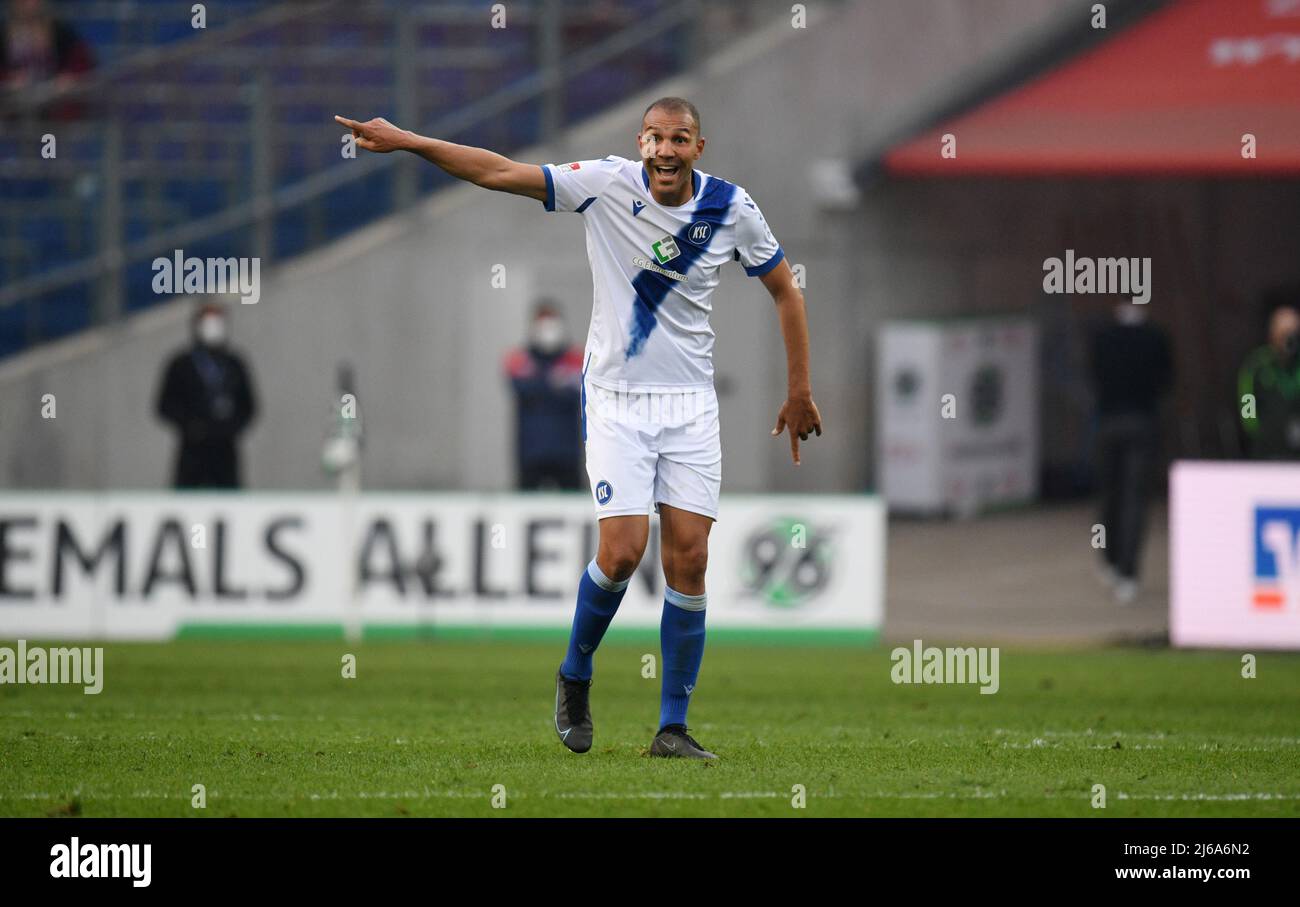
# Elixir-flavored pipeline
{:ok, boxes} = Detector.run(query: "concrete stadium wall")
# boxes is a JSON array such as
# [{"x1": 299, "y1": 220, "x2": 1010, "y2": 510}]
[{"x1": 4, "y1": 0, "x2": 1180, "y2": 494}]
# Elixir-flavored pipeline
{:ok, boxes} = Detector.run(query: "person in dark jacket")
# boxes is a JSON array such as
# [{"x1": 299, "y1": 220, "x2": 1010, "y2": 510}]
[
  {"x1": 504, "y1": 301, "x2": 584, "y2": 490},
  {"x1": 156, "y1": 304, "x2": 258, "y2": 489},
  {"x1": 1238, "y1": 302, "x2": 1300, "y2": 461},
  {"x1": 1089, "y1": 303, "x2": 1173, "y2": 605}
]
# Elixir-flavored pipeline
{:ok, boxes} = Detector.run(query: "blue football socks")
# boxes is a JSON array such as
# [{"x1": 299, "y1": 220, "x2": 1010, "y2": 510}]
[
  {"x1": 659, "y1": 585, "x2": 707, "y2": 730},
  {"x1": 559, "y1": 559, "x2": 630, "y2": 681}
]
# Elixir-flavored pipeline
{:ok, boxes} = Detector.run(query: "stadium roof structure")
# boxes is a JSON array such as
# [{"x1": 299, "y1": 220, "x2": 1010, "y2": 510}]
[{"x1": 878, "y1": 0, "x2": 1300, "y2": 178}]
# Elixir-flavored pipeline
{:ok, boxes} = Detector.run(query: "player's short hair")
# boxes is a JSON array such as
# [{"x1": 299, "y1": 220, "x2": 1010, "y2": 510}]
[{"x1": 642, "y1": 97, "x2": 701, "y2": 136}]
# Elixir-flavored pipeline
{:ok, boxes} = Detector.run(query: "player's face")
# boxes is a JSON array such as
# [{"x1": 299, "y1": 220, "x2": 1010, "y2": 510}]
[{"x1": 638, "y1": 111, "x2": 704, "y2": 199}]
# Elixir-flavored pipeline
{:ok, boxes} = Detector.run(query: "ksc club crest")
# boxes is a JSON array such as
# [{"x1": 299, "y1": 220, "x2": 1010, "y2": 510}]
[{"x1": 687, "y1": 221, "x2": 712, "y2": 245}]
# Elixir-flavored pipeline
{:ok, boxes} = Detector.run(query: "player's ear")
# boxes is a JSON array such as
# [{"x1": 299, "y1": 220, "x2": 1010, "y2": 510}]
[{"x1": 695, "y1": 137, "x2": 705, "y2": 157}]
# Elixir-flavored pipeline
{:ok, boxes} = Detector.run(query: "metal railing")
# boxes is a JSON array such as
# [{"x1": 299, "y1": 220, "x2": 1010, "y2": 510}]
[
  {"x1": 1, "y1": 0, "x2": 756, "y2": 353},
  {"x1": 17, "y1": 0, "x2": 267, "y2": 68}
]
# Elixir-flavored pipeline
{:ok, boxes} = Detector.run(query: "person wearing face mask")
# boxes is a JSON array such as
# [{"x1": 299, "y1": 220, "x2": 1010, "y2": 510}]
[
  {"x1": 1088, "y1": 302, "x2": 1173, "y2": 605},
  {"x1": 503, "y1": 301, "x2": 584, "y2": 490},
  {"x1": 155, "y1": 304, "x2": 259, "y2": 488},
  {"x1": 1239, "y1": 301, "x2": 1300, "y2": 461}
]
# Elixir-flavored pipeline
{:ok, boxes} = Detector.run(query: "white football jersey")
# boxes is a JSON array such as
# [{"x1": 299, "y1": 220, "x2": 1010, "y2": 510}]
[{"x1": 540, "y1": 155, "x2": 783, "y2": 392}]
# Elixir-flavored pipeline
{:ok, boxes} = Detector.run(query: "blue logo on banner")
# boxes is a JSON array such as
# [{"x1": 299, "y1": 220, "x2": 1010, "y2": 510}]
[{"x1": 1253, "y1": 505, "x2": 1300, "y2": 609}]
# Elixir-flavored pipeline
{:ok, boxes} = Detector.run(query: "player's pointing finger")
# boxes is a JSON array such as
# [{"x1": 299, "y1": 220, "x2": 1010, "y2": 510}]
[
  {"x1": 790, "y1": 430, "x2": 801, "y2": 466},
  {"x1": 334, "y1": 115, "x2": 363, "y2": 131}
]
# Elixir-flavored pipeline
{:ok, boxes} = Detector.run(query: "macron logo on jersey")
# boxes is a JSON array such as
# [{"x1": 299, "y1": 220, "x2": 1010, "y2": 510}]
[{"x1": 632, "y1": 200, "x2": 646, "y2": 217}]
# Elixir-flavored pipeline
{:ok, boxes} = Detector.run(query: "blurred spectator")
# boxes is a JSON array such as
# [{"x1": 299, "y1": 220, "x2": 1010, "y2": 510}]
[
  {"x1": 321, "y1": 363, "x2": 363, "y2": 490},
  {"x1": 503, "y1": 301, "x2": 584, "y2": 490},
  {"x1": 1089, "y1": 302, "x2": 1172, "y2": 604},
  {"x1": 1, "y1": 0, "x2": 94, "y2": 91},
  {"x1": 1238, "y1": 302, "x2": 1300, "y2": 461},
  {"x1": 156, "y1": 304, "x2": 258, "y2": 489}
]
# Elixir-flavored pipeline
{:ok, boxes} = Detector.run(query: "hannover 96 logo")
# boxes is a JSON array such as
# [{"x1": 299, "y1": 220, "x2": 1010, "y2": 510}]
[{"x1": 740, "y1": 517, "x2": 832, "y2": 608}]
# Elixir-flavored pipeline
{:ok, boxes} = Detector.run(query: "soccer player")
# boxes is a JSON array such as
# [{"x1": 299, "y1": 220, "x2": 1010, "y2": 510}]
[{"x1": 335, "y1": 97, "x2": 821, "y2": 759}]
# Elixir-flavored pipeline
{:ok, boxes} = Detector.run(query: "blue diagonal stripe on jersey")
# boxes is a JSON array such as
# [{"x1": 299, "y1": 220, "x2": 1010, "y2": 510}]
[{"x1": 625, "y1": 176, "x2": 736, "y2": 359}]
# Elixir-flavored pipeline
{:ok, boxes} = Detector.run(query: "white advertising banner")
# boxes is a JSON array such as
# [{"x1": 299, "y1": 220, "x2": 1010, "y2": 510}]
[
  {"x1": 0, "y1": 493, "x2": 885, "y2": 641},
  {"x1": 877, "y1": 317, "x2": 1039, "y2": 515},
  {"x1": 1170, "y1": 460, "x2": 1300, "y2": 650}
]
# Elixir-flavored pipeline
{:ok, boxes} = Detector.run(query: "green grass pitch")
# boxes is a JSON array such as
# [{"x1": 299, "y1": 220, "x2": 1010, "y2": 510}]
[{"x1": 2, "y1": 639, "x2": 1298, "y2": 817}]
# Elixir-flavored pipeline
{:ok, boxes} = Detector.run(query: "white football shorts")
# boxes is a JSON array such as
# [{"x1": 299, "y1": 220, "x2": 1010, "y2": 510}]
[{"x1": 582, "y1": 379, "x2": 721, "y2": 521}]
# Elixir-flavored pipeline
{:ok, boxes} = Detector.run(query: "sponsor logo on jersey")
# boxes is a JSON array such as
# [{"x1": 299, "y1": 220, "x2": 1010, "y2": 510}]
[
  {"x1": 558, "y1": 162, "x2": 581, "y2": 172},
  {"x1": 651, "y1": 235, "x2": 680, "y2": 264},
  {"x1": 687, "y1": 221, "x2": 712, "y2": 245},
  {"x1": 631, "y1": 257, "x2": 688, "y2": 282},
  {"x1": 595, "y1": 480, "x2": 614, "y2": 505}
]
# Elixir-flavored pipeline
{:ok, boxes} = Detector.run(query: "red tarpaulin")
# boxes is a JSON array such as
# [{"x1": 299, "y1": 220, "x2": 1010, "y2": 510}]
[{"x1": 884, "y1": 0, "x2": 1300, "y2": 177}]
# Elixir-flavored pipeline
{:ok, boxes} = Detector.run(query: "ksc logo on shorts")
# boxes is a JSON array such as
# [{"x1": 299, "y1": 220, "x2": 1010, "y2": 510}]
[
  {"x1": 1253, "y1": 505, "x2": 1300, "y2": 610},
  {"x1": 595, "y1": 480, "x2": 614, "y2": 506}
]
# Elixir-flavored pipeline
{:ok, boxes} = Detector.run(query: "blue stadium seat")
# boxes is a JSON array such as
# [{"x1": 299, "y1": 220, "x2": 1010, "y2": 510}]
[
  {"x1": 36, "y1": 287, "x2": 93, "y2": 341},
  {"x1": 3, "y1": 1, "x2": 694, "y2": 360}
]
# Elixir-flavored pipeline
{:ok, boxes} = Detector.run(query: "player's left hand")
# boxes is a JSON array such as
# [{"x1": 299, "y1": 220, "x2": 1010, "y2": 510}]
[
  {"x1": 334, "y1": 115, "x2": 411, "y2": 153},
  {"x1": 771, "y1": 395, "x2": 822, "y2": 466}
]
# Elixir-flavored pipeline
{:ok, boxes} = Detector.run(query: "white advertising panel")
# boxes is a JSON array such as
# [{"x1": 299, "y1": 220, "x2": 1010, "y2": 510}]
[
  {"x1": 1170, "y1": 460, "x2": 1300, "y2": 650},
  {"x1": 877, "y1": 317, "x2": 1039, "y2": 514},
  {"x1": 0, "y1": 493, "x2": 885, "y2": 641}
]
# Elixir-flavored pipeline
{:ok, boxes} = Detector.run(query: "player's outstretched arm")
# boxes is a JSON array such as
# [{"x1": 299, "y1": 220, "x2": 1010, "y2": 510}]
[
  {"x1": 334, "y1": 115, "x2": 547, "y2": 202},
  {"x1": 760, "y1": 259, "x2": 822, "y2": 466}
]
